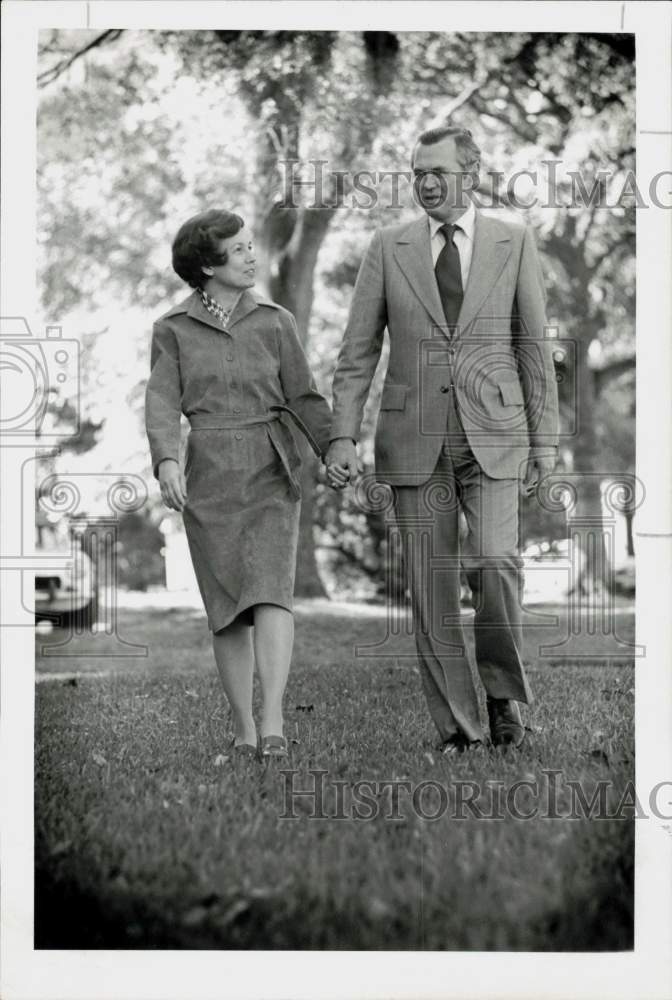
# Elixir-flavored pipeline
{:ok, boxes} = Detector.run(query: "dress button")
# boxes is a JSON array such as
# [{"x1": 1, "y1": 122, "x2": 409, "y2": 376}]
[{"x1": 235, "y1": 433, "x2": 242, "y2": 441}]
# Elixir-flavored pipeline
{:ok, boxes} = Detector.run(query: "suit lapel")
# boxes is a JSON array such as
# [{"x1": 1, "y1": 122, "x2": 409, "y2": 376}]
[
  {"x1": 393, "y1": 212, "x2": 512, "y2": 336},
  {"x1": 393, "y1": 218, "x2": 447, "y2": 332},
  {"x1": 457, "y1": 212, "x2": 511, "y2": 333}
]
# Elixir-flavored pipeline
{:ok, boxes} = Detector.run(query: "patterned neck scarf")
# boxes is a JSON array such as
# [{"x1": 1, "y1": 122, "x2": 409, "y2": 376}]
[{"x1": 198, "y1": 287, "x2": 241, "y2": 328}]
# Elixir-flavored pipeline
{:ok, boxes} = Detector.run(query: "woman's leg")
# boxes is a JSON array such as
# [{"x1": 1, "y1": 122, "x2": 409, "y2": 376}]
[
  {"x1": 212, "y1": 619, "x2": 256, "y2": 746},
  {"x1": 253, "y1": 603, "x2": 294, "y2": 738}
]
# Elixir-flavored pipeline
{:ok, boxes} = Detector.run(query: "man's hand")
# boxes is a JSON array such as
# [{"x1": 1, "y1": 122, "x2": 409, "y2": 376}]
[
  {"x1": 325, "y1": 438, "x2": 359, "y2": 490},
  {"x1": 158, "y1": 459, "x2": 187, "y2": 511},
  {"x1": 522, "y1": 450, "x2": 557, "y2": 497}
]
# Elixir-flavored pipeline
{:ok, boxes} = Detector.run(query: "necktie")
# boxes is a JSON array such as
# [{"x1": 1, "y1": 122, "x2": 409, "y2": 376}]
[{"x1": 434, "y1": 223, "x2": 463, "y2": 330}]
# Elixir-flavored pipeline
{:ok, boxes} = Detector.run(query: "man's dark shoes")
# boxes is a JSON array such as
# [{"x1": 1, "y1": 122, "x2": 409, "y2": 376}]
[
  {"x1": 436, "y1": 732, "x2": 483, "y2": 755},
  {"x1": 487, "y1": 697, "x2": 525, "y2": 748}
]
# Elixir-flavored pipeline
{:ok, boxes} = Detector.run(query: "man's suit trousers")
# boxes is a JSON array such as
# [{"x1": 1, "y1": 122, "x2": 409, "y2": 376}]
[{"x1": 391, "y1": 383, "x2": 533, "y2": 743}]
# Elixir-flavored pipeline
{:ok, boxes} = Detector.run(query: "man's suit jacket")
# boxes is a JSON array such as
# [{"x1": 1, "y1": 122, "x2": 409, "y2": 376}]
[{"x1": 330, "y1": 209, "x2": 559, "y2": 483}]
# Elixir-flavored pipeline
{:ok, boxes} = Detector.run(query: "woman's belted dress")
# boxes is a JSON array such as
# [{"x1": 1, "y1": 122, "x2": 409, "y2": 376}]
[{"x1": 145, "y1": 288, "x2": 332, "y2": 632}]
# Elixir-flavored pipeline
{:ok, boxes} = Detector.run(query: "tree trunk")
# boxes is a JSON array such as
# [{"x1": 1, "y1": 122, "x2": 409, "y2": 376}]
[
  {"x1": 269, "y1": 206, "x2": 337, "y2": 332},
  {"x1": 570, "y1": 342, "x2": 613, "y2": 594},
  {"x1": 272, "y1": 208, "x2": 336, "y2": 596},
  {"x1": 243, "y1": 31, "x2": 398, "y2": 597}
]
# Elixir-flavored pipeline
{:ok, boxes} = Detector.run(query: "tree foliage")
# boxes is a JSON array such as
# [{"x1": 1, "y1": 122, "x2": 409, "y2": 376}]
[{"x1": 37, "y1": 29, "x2": 635, "y2": 594}]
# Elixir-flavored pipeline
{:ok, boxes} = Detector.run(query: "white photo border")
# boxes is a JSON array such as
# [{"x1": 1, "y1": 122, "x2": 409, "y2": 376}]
[{"x1": 1, "y1": 2, "x2": 670, "y2": 999}]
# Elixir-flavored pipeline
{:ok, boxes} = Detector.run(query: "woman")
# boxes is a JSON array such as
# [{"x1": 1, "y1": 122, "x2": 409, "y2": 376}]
[{"x1": 145, "y1": 209, "x2": 343, "y2": 761}]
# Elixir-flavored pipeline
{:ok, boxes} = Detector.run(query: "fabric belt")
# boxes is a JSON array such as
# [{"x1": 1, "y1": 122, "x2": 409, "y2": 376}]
[
  {"x1": 187, "y1": 408, "x2": 323, "y2": 503},
  {"x1": 188, "y1": 408, "x2": 323, "y2": 459},
  {"x1": 188, "y1": 413, "x2": 278, "y2": 430}
]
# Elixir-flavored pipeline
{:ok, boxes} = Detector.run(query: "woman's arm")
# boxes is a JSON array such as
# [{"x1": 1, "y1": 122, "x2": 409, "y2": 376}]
[
  {"x1": 277, "y1": 310, "x2": 332, "y2": 459},
  {"x1": 145, "y1": 320, "x2": 184, "y2": 480}
]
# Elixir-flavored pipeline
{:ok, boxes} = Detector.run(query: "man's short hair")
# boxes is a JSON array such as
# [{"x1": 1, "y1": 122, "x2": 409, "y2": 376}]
[
  {"x1": 172, "y1": 209, "x2": 245, "y2": 288},
  {"x1": 414, "y1": 125, "x2": 481, "y2": 188}
]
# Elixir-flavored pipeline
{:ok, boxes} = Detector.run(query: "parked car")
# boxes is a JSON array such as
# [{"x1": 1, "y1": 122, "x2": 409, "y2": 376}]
[{"x1": 35, "y1": 537, "x2": 97, "y2": 630}]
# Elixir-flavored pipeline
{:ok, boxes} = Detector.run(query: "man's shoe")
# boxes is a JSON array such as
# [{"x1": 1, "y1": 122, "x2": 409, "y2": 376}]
[
  {"x1": 487, "y1": 698, "x2": 525, "y2": 748},
  {"x1": 436, "y1": 732, "x2": 483, "y2": 755}
]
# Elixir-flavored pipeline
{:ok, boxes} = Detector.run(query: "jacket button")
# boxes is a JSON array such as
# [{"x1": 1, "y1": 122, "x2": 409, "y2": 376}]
[
  {"x1": 226, "y1": 354, "x2": 234, "y2": 361},
  {"x1": 233, "y1": 406, "x2": 241, "y2": 414},
  {"x1": 440, "y1": 385, "x2": 449, "y2": 393},
  {"x1": 235, "y1": 433, "x2": 242, "y2": 441}
]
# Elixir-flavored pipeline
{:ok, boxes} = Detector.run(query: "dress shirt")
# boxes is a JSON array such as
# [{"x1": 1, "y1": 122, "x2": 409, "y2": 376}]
[{"x1": 428, "y1": 199, "x2": 476, "y2": 288}]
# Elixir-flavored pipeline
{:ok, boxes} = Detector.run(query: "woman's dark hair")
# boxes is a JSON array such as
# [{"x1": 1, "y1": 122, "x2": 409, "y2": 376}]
[{"x1": 171, "y1": 209, "x2": 245, "y2": 288}]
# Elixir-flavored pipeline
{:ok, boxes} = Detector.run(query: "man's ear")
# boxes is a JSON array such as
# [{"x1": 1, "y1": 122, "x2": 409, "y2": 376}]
[{"x1": 463, "y1": 167, "x2": 479, "y2": 192}]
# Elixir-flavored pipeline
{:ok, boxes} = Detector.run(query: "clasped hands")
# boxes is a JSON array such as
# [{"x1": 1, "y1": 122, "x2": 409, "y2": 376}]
[
  {"x1": 325, "y1": 438, "x2": 359, "y2": 490},
  {"x1": 323, "y1": 441, "x2": 558, "y2": 495}
]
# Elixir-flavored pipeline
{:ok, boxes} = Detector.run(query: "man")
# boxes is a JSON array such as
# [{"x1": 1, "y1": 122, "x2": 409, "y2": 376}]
[{"x1": 326, "y1": 125, "x2": 559, "y2": 753}]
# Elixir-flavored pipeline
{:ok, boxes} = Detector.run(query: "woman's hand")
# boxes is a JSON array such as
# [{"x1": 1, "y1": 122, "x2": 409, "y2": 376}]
[
  {"x1": 325, "y1": 438, "x2": 359, "y2": 490},
  {"x1": 158, "y1": 459, "x2": 187, "y2": 511},
  {"x1": 326, "y1": 462, "x2": 351, "y2": 491}
]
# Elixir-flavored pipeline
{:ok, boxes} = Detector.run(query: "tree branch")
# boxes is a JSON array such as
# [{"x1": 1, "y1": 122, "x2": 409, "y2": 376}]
[
  {"x1": 38, "y1": 29, "x2": 124, "y2": 87},
  {"x1": 439, "y1": 79, "x2": 485, "y2": 120},
  {"x1": 591, "y1": 354, "x2": 635, "y2": 394}
]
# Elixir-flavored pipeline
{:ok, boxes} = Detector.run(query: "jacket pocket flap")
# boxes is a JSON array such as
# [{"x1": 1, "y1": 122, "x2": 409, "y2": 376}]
[
  {"x1": 380, "y1": 383, "x2": 408, "y2": 411},
  {"x1": 499, "y1": 380, "x2": 524, "y2": 406}
]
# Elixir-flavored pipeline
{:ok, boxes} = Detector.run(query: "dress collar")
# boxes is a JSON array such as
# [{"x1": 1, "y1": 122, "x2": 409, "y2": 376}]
[
  {"x1": 185, "y1": 287, "x2": 282, "y2": 334},
  {"x1": 198, "y1": 287, "x2": 243, "y2": 327}
]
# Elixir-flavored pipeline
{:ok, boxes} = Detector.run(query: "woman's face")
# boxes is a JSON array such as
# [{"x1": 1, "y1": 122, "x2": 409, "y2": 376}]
[{"x1": 203, "y1": 226, "x2": 256, "y2": 291}]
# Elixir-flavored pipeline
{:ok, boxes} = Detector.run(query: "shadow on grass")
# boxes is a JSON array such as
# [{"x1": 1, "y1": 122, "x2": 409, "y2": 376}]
[{"x1": 35, "y1": 816, "x2": 633, "y2": 950}]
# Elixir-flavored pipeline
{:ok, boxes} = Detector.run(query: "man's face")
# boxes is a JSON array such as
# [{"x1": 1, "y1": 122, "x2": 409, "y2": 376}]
[
  {"x1": 203, "y1": 226, "x2": 256, "y2": 290},
  {"x1": 412, "y1": 137, "x2": 472, "y2": 219}
]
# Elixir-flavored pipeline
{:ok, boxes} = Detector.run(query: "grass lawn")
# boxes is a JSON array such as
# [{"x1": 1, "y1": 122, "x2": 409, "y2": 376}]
[{"x1": 35, "y1": 599, "x2": 635, "y2": 950}]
